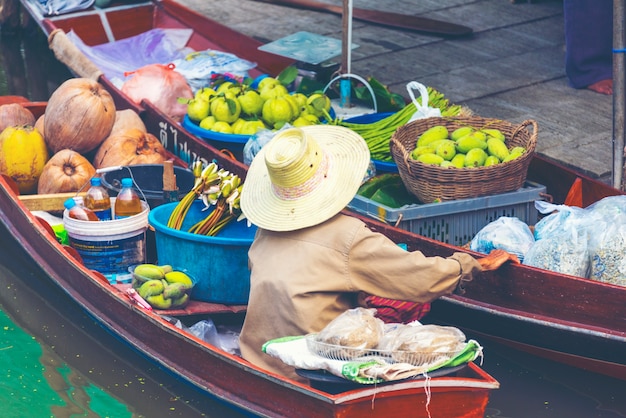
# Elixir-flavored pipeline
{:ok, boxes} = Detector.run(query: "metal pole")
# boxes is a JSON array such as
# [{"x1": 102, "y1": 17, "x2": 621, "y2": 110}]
[
  {"x1": 340, "y1": 0, "x2": 352, "y2": 108},
  {"x1": 612, "y1": 0, "x2": 625, "y2": 190}
]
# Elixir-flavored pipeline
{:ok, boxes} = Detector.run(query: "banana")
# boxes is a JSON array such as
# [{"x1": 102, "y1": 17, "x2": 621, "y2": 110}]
[
  {"x1": 138, "y1": 279, "x2": 165, "y2": 299},
  {"x1": 146, "y1": 294, "x2": 172, "y2": 310}
]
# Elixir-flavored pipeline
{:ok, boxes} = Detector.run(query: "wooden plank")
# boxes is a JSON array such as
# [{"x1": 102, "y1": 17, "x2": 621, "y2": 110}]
[{"x1": 19, "y1": 192, "x2": 86, "y2": 212}]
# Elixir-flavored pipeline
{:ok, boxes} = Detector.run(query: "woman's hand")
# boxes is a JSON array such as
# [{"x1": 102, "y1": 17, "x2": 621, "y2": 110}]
[{"x1": 478, "y1": 249, "x2": 520, "y2": 271}]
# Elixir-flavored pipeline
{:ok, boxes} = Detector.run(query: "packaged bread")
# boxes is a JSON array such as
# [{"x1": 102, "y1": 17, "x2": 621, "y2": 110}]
[
  {"x1": 377, "y1": 323, "x2": 466, "y2": 363},
  {"x1": 315, "y1": 307, "x2": 384, "y2": 349}
]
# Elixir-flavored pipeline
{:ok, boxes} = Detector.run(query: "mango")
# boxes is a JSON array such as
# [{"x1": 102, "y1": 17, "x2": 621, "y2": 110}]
[
  {"x1": 464, "y1": 148, "x2": 488, "y2": 167},
  {"x1": 133, "y1": 264, "x2": 165, "y2": 281},
  {"x1": 481, "y1": 128, "x2": 505, "y2": 142},
  {"x1": 138, "y1": 279, "x2": 165, "y2": 299},
  {"x1": 410, "y1": 145, "x2": 436, "y2": 160},
  {"x1": 165, "y1": 271, "x2": 194, "y2": 287},
  {"x1": 146, "y1": 294, "x2": 173, "y2": 310},
  {"x1": 450, "y1": 153, "x2": 466, "y2": 168},
  {"x1": 484, "y1": 155, "x2": 500, "y2": 167},
  {"x1": 171, "y1": 293, "x2": 190, "y2": 308},
  {"x1": 163, "y1": 282, "x2": 190, "y2": 300},
  {"x1": 435, "y1": 140, "x2": 457, "y2": 161},
  {"x1": 502, "y1": 147, "x2": 526, "y2": 163},
  {"x1": 456, "y1": 133, "x2": 488, "y2": 154},
  {"x1": 416, "y1": 153, "x2": 445, "y2": 166},
  {"x1": 450, "y1": 126, "x2": 474, "y2": 141},
  {"x1": 486, "y1": 137, "x2": 510, "y2": 161},
  {"x1": 440, "y1": 160, "x2": 455, "y2": 168},
  {"x1": 416, "y1": 125, "x2": 449, "y2": 147}
]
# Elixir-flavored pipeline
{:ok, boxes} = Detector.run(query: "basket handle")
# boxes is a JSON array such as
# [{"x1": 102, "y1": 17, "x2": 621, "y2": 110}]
[
  {"x1": 511, "y1": 119, "x2": 538, "y2": 148},
  {"x1": 390, "y1": 134, "x2": 415, "y2": 175}
]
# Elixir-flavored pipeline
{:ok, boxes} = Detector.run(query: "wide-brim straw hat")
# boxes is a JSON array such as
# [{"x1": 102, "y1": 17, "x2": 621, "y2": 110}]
[{"x1": 241, "y1": 125, "x2": 370, "y2": 232}]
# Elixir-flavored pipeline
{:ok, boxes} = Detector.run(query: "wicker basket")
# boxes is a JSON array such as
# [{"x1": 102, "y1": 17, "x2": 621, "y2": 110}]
[{"x1": 390, "y1": 116, "x2": 538, "y2": 202}]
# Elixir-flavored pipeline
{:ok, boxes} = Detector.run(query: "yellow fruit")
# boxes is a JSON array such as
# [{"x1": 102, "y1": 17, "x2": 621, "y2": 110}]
[
  {"x1": 199, "y1": 116, "x2": 217, "y2": 130},
  {"x1": 416, "y1": 125, "x2": 449, "y2": 147},
  {"x1": 486, "y1": 137, "x2": 510, "y2": 161},
  {"x1": 239, "y1": 120, "x2": 267, "y2": 135},
  {"x1": 237, "y1": 90, "x2": 264, "y2": 116},
  {"x1": 133, "y1": 264, "x2": 165, "y2": 280},
  {"x1": 211, "y1": 121, "x2": 233, "y2": 134},
  {"x1": 163, "y1": 282, "x2": 190, "y2": 299},
  {"x1": 481, "y1": 128, "x2": 505, "y2": 141},
  {"x1": 450, "y1": 126, "x2": 474, "y2": 141},
  {"x1": 456, "y1": 133, "x2": 488, "y2": 154},
  {"x1": 416, "y1": 153, "x2": 445, "y2": 165},
  {"x1": 186, "y1": 98, "x2": 210, "y2": 122},
  {"x1": 484, "y1": 155, "x2": 500, "y2": 166},
  {"x1": 410, "y1": 145, "x2": 436, "y2": 160},
  {"x1": 171, "y1": 293, "x2": 190, "y2": 308},
  {"x1": 440, "y1": 160, "x2": 455, "y2": 168},
  {"x1": 138, "y1": 279, "x2": 165, "y2": 299},
  {"x1": 502, "y1": 147, "x2": 526, "y2": 163},
  {"x1": 262, "y1": 96, "x2": 294, "y2": 126},
  {"x1": 0, "y1": 125, "x2": 49, "y2": 194},
  {"x1": 464, "y1": 148, "x2": 488, "y2": 167},
  {"x1": 231, "y1": 118, "x2": 247, "y2": 134},
  {"x1": 450, "y1": 153, "x2": 466, "y2": 168},
  {"x1": 195, "y1": 87, "x2": 217, "y2": 102},
  {"x1": 305, "y1": 93, "x2": 332, "y2": 119},
  {"x1": 435, "y1": 140, "x2": 457, "y2": 161},
  {"x1": 165, "y1": 271, "x2": 194, "y2": 287},
  {"x1": 210, "y1": 95, "x2": 241, "y2": 123},
  {"x1": 260, "y1": 83, "x2": 289, "y2": 101},
  {"x1": 146, "y1": 294, "x2": 172, "y2": 310}
]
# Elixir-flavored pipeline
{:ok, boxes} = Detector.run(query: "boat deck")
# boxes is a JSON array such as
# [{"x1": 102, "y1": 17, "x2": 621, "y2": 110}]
[{"x1": 174, "y1": 0, "x2": 614, "y2": 184}]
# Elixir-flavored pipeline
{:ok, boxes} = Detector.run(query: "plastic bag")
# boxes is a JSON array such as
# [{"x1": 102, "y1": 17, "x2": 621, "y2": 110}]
[
  {"x1": 533, "y1": 201, "x2": 587, "y2": 241},
  {"x1": 315, "y1": 307, "x2": 384, "y2": 349},
  {"x1": 586, "y1": 196, "x2": 626, "y2": 286},
  {"x1": 66, "y1": 29, "x2": 192, "y2": 82},
  {"x1": 121, "y1": 63, "x2": 193, "y2": 120},
  {"x1": 243, "y1": 124, "x2": 298, "y2": 165},
  {"x1": 470, "y1": 216, "x2": 535, "y2": 262},
  {"x1": 523, "y1": 217, "x2": 590, "y2": 278},
  {"x1": 172, "y1": 50, "x2": 257, "y2": 92},
  {"x1": 406, "y1": 81, "x2": 442, "y2": 123}
]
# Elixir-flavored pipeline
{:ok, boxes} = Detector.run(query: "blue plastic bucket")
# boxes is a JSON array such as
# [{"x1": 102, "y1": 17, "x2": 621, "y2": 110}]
[{"x1": 148, "y1": 200, "x2": 257, "y2": 304}]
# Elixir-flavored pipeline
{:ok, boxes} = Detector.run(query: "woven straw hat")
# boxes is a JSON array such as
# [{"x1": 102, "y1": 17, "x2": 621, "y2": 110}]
[{"x1": 241, "y1": 125, "x2": 370, "y2": 231}]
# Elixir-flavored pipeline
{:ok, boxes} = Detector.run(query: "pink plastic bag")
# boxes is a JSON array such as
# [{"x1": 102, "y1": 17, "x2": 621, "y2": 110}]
[{"x1": 122, "y1": 63, "x2": 193, "y2": 120}]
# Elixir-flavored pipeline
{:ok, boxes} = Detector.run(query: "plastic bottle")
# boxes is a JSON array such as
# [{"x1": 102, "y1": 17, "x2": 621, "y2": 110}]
[
  {"x1": 83, "y1": 177, "x2": 112, "y2": 221},
  {"x1": 114, "y1": 178, "x2": 143, "y2": 219},
  {"x1": 64, "y1": 198, "x2": 99, "y2": 221}
]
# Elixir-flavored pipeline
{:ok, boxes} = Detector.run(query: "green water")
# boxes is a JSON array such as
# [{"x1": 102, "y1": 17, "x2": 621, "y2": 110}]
[{"x1": 0, "y1": 310, "x2": 131, "y2": 418}]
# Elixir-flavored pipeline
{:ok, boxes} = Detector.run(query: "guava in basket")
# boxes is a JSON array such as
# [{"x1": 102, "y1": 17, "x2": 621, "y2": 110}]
[{"x1": 129, "y1": 263, "x2": 196, "y2": 309}]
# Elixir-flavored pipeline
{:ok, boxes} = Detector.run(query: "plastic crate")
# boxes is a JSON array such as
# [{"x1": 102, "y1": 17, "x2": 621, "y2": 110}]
[{"x1": 347, "y1": 181, "x2": 546, "y2": 246}]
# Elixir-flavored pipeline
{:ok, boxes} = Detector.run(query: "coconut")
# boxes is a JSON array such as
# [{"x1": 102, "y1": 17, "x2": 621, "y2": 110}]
[
  {"x1": 0, "y1": 103, "x2": 36, "y2": 133},
  {"x1": 37, "y1": 149, "x2": 96, "y2": 194},
  {"x1": 93, "y1": 128, "x2": 169, "y2": 169}
]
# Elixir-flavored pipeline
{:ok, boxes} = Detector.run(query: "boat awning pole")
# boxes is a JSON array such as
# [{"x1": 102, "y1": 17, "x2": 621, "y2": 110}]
[
  {"x1": 340, "y1": 0, "x2": 353, "y2": 108},
  {"x1": 612, "y1": 0, "x2": 625, "y2": 190}
]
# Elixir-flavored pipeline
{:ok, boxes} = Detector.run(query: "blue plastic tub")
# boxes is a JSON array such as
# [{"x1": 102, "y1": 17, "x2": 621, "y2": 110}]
[{"x1": 148, "y1": 200, "x2": 257, "y2": 304}]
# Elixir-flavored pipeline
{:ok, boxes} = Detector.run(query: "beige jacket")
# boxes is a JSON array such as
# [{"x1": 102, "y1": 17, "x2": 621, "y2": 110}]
[{"x1": 239, "y1": 213, "x2": 482, "y2": 380}]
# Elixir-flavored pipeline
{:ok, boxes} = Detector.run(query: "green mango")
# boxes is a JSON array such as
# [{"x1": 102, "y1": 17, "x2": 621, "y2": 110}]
[
  {"x1": 416, "y1": 153, "x2": 445, "y2": 166},
  {"x1": 450, "y1": 126, "x2": 475, "y2": 141},
  {"x1": 481, "y1": 128, "x2": 506, "y2": 142},
  {"x1": 456, "y1": 133, "x2": 488, "y2": 154},
  {"x1": 416, "y1": 125, "x2": 449, "y2": 147},
  {"x1": 450, "y1": 153, "x2": 466, "y2": 168},
  {"x1": 146, "y1": 294, "x2": 173, "y2": 310},
  {"x1": 484, "y1": 155, "x2": 500, "y2": 167},
  {"x1": 464, "y1": 148, "x2": 488, "y2": 167},
  {"x1": 435, "y1": 140, "x2": 457, "y2": 161},
  {"x1": 486, "y1": 137, "x2": 510, "y2": 161},
  {"x1": 410, "y1": 145, "x2": 437, "y2": 160},
  {"x1": 138, "y1": 279, "x2": 165, "y2": 299}
]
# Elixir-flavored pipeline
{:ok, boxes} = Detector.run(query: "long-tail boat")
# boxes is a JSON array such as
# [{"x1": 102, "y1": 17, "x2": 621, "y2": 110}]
[{"x1": 12, "y1": 0, "x2": 626, "y2": 384}]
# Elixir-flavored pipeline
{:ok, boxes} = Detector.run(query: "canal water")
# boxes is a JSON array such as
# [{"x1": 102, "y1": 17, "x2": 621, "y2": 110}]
[{"x1": 1, "y1": 27, "x2": 626, "y2": 418}]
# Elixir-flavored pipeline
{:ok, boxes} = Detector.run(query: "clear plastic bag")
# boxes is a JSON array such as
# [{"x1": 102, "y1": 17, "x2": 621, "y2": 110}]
[
  {"x1": 405, "y1": 81, "x2": 442, "y2": 123},
  {"x1": 172, "y1": 51, "x2": 257, "y2": 92},
  {"x1": 523, "y1": 217, "x2": 590, "y2": 278},
  {"x1": 66, "y1": 29, "x2": 193, "y2": 82},
  {"x1": 315, "y1": 307, "x2": 384, "y2": 349},
  {"x1": 533, "y1": 201, "x2": 587, "y2": 241},
  {"x1": 470, "y1": 216, "x2": 535, "y2": 262},
  {"x1": 586, "y1": 196, "x2": 626, "y2": 286}
]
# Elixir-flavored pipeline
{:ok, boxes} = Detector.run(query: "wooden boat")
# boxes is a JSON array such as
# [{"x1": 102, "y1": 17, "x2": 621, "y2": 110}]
[
  {"x1": 0, "y1": 100, "x2": 499, "y2": 417},
  {"x1": 14, "y1": 0, "x2": 626, "y2": 384}
]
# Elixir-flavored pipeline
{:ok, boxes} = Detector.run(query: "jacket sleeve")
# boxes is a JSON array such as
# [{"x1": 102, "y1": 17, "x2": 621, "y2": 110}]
[{"x1": 346, "y1": 223, "x2": 482, "y2": 303}]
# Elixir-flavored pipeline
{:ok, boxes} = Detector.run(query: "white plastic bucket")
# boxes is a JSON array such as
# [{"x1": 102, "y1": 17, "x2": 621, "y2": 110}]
[{"x1": 63, "y1": 198, "x2": 149, "y2": 284}]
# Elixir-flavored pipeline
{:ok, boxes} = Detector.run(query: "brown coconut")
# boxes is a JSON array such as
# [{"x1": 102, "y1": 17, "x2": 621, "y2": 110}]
[
  {"x1": 110, "y1": 109, "x2": 147, "y2": 136},
  {"x1": 38, "y1": 149, "x2": 97, "y2": 194},
  {"x1": 0, "y1": 103, "x2": 36, "y2": 132},
  {"x1": 93, "y1": 128, "x2": 168, "y2": 169},
  {"x1": 44, "y1": 78, "x2": 116, "y2": 154}
]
